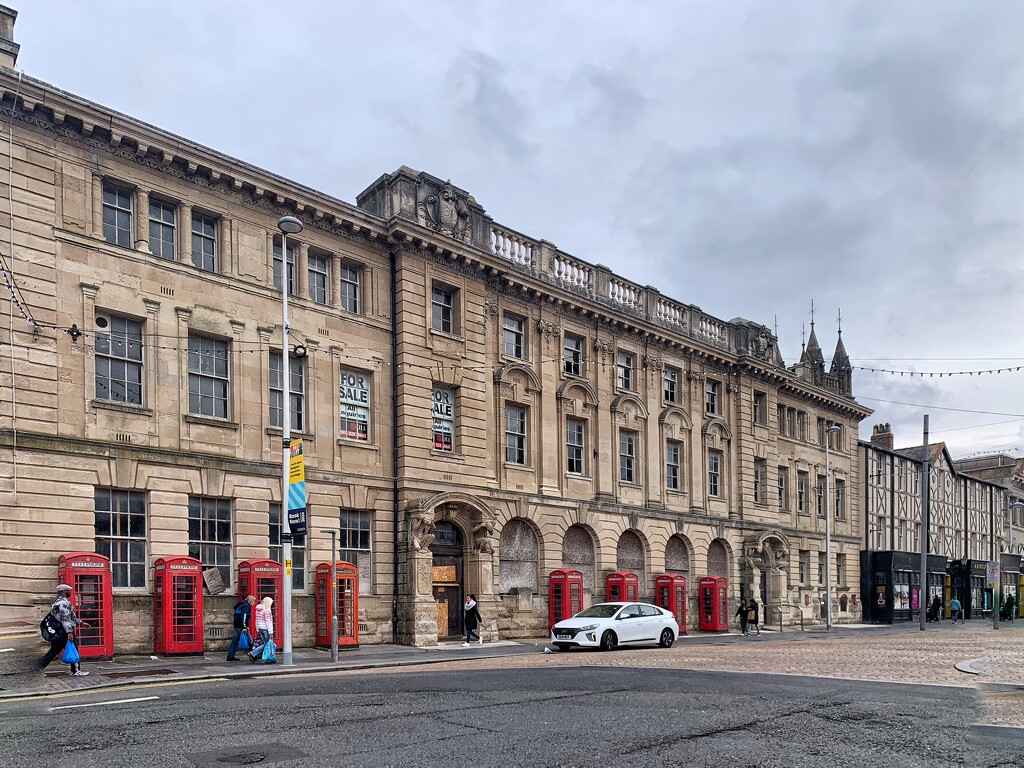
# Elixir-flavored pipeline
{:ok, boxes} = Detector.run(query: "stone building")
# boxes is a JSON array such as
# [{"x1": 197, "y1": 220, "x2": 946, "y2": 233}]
[
  {"x1": 0, "y1": 8, "x2": 871, "y2": 651},
  {"x1": 860, "y1": 424, "x2": 1011, "y2": 623}
]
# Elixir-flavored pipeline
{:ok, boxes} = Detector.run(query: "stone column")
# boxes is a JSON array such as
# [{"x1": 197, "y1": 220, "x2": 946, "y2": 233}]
[
  {"x1": 143, "y1": 298, "x2": 161, "y2": 441},
  {"x1": 331, "y1": 254, "x2": 342, "y2": 307},
  {"x1": 135, "y1": 188, "x2": 149, "y2": 252},
  {"x1": 178, "y1": 202, "x2": 192, "y2": 264},
  {"x1": 175, "y1": 306, "x2": 193, "y2": 452},
  {"x1": 91, "y1": 174, "x2": 103, "y2": 237},
  {"x1": 294, "y1": 242, "x2": 308, "y2": 300}
]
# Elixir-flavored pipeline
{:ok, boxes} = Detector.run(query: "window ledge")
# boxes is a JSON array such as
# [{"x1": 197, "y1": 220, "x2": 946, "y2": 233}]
[
  {"x1": 265, "y1": 427, "x2": 315, "y2": 441},
  {"x1": 565, "y1": 472, "x2": 592, "y2": 481},
  {"x1": 503, "y1": 462, "x2": 532, "y2": 471},
  {"x1": 430, "y1": 450, "x2": 465, "y2": 462},
  {"x1": 91, "y1": 399, "x2": 153, "y2": 416},
  {"x1": 337, "y1": 439, "x2": 379, "y2": 451},
  {"x1": 429, "y1": 328, "x2": 465, "y2": 343},
  {"x1": 184, "y1": 414, "x2": 239, "y2": 430},
  {"x1": 618, "y1": 480, "x2": 643, "y2": 489}
]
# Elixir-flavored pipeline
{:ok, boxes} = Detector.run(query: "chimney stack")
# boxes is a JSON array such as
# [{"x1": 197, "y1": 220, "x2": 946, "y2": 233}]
[
  {"x1": 0, "y1": 5, "x2": 19, "y2": 70},
  {"x1": 871, "y1": 422, "x2": 894, "y2": 451}
]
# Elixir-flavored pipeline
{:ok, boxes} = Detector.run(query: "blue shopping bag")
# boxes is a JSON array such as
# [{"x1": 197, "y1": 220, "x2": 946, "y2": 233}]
[
  {"x1": 261, "y1": 639, "x2": 277, "y2": 663},
  {"x1": 238, "y1": 630, "x2": 250, "y2": 651},
  {"x1": 61, "y1": 639, "x2": 80, "y2": 664}
]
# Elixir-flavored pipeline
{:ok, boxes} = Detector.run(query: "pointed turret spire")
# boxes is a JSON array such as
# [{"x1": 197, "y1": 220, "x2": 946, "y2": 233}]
[
  {"x1": 805, "y1": 301, "x2": 825, "y2": 368},
  {"x1": 830, "y1": 308, "x2": 850, "y2": 374}
]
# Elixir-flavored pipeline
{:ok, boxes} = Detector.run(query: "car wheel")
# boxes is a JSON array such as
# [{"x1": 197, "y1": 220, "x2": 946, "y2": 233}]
[
  {"x1": 599, "y1": 630, "x2": 617, "y2": 651},
  {"x1": 658, "y1": 628, "x2": 675, "y2": 648}
]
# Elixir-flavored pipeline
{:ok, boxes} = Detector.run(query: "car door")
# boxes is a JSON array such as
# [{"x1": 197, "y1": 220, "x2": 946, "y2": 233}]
[
  {"x1": 639, "y1": 603, "x2": 665, "y2": 642},
  {"x1": 615, "y1": 603, "x2": 644, "y2": 643}
]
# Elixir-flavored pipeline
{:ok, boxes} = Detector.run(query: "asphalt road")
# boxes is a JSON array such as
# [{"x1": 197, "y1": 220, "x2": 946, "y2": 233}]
[{"x1": 1, "y1": 665, "x2": 1020, "y2": 768}]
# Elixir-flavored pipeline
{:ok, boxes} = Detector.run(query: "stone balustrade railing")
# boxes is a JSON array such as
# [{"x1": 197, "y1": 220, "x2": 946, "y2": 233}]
[{"x1": 489, "y1": 222, "x2": 736, "y2": 352}]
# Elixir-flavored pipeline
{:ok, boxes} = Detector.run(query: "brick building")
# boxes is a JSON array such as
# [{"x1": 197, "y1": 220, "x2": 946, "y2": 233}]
[{"x1": 0, "y1": 8, "x2": 871, "y2": 651}]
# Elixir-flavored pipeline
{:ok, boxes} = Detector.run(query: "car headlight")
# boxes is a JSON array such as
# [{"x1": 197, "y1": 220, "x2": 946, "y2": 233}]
[{"x1": 577, "y1": 624, "x2": 599, "y2": 631}]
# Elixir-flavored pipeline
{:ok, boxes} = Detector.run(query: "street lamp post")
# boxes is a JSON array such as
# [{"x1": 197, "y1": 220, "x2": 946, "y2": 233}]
[
  {"x1": 278, "y1": 215, "x2": 303, "y2": 667},
  {"x1": 320, "y1": 528, "x2": 339, "y2": 663},
  {"x1": 824, "y1": 423, "x2": 842, "y2": 631}
]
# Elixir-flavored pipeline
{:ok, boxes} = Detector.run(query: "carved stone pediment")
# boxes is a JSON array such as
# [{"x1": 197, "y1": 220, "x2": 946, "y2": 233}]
[{"x1": 742, "y1": 530, "x2": 791, "y2": 572}]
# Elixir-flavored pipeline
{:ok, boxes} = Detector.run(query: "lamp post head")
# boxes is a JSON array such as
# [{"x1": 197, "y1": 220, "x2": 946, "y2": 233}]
[{"x1": 277, "y1": 215, "x2": 303, "y2": 235}]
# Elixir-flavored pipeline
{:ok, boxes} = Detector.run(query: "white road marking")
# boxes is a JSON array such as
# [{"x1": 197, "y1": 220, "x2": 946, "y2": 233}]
[
  {"x1": 50, "y1": 695, "x2": 158, "y2": 712},
  {"x1": 0, "y1": 648, "x2": 15, "y2": 653}
]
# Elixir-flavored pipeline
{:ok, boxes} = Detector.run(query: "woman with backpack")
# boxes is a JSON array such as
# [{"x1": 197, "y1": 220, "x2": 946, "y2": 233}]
[{"x1": 36, "y1": 584, "x2": 90, "y2": 676}]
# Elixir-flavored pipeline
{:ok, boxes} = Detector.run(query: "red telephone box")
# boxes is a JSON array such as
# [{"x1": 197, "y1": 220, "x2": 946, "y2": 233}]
[
  {"x1": 237, "y1": 559, "x2": 283, "y2": 647},
  {"x1": 153, "y1": 556, "x2": 204, "y2": 655},
  {"x1": 548, "y1": 568, "x2": 584, "y2": 628},
  {"x1": 698, "y1": 576, "x2": 728, "y2": 631},
  {"x1": 655, "y1": 574, "x2": 687, "y2": 633},
  {"x1": 57, "y1": 552, "x2": 113, "y2": 659},
  {"x1": 314, "y1": 561, "x2": 359, "y2": 648},
  {"x1": 605, "y1": 571, "x2": 639, "y2": 603}
]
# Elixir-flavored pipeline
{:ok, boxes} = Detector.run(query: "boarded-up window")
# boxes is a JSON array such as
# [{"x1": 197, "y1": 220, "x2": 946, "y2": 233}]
[
  {"x1": 616, "y1": 531, "x2": 646, "y2": 594},
  {"x1": 666, "y1": 536, "x2": 690, "y2": 575},
  {"x1": 499, "y1": 518, "x2": 538, "y2": 593},
  {"x1": 562, "y1": 525, "x2": 595, "y2": 593},
  {"x1": 707, "y1": 539, "x2": 729, "y2": 577}
]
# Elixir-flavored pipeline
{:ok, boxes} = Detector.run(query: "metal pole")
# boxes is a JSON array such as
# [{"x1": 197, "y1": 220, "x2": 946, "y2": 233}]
[
  {"x1": 825, "y1": 434, "x2": 832, "y2": 631},
  {"x1": 280, "y1": 228, "x2": 294, "y2": 666},
  {"x1": 919, "y1": 415, "x2": 928, "y2": 632},
  {"x1": 321, "y1": 528, "x2": 338, "y2": 662}
]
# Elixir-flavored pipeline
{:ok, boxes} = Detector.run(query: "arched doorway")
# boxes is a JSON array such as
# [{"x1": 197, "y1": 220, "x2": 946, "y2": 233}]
[
  {"x1": 616, "y1": 530, "x2": 646, "y2": 594},
  {"x1": 430, "y1": 521, "x2": 464, "y2": 638},
  {"x1": 563, "y1": 525, "x2": 596, "y2": 594},
  {"x1": 707, "y1": 539, "x2": 729, "y2": 578},
  {"x1": 666, "y1": 535, "x2": 690, "y2": 576}
]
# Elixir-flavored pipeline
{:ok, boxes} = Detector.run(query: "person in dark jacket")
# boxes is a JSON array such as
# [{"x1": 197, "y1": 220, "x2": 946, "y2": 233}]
[
  {"x1": 748, "y1": 599, "x2": 761, "y2": 636},
  {"x1": 226, "y1": 594, "x2": 256, "y2": 661},
  {"x1": 463, "y1": 594, "x2": 483, "y2": 646},
  {"x1": 36, "y1": 584, "x2": 90, "y2": 676},
  {"x1": 927, "y1": 594, "x2": 942, "y2": 623},
  {"x1": 735, "y1": 599, "x2": 749, "y2": 636}
]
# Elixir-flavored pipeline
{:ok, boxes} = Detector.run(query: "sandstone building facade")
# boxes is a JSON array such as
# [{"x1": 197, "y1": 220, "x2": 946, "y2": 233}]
[{"x1": 0, "y1": 11, "x2": 873, "y2": 651}]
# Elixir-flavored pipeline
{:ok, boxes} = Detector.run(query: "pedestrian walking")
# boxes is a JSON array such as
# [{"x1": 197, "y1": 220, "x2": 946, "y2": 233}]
[
  {"x1": 748, "y1": 599, "x2": 761, "y2": 635},
  {"x1": 927, "y1": 594, "x2": 941, "y2": 623},
  {"x1": 36, "y1": 584, "x2": 90, "y2": 676},
  {"x1": 249, "y1": 596, "x2": 273, "y2": 662},
  {"x1": 226, "y1": 594, "x2": 255, "y2": 661},
  {"x1": 735, "y1": 599, "x2": 749, "y2": 636},
  {"x1": 949, "y1": 596, "x2": 962, "y2": 625},
  {"x1": 463, "y1": 594, "x2": 483, "y2": 646}
]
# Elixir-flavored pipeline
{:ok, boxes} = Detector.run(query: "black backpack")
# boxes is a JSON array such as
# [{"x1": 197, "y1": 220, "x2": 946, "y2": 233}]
[{"x1": 39, "y1": 611, "x2": 66, "y2": 642}]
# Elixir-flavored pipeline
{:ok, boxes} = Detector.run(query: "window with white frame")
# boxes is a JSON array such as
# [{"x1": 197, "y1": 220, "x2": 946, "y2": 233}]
[
  {"x1": 663, "y1": 367, "x2": 679, "y2": 404},
  {"x1": 834, "y1": 480, "x2": 846, "y2": 520},
  {"x1": 94, "y1": 488, "x2": 146, "y2": 588},
  {"x1": 817, "y1": 552, "x2": 825, "y2": 584},
  {"x1": 339, "y1": 263, "x2": 360, "y2": 313},
  {"x1": 187, "y1": 495, "x2": 232, "y2": 587},
  {"x1": 307, "y1": 251, "x2": 329, "y2": 305},
  {"x1": 273, "y1": 240, "x2": 296, "y2": 295},
  {"x1": 505, "y1": 404, "x2": 527, "y2": 465},
  {"x1": 566, "y1": 418, "x2": 585, "y2": 475},
  {"x1": 753, "y1": 391, "x2": 767, "y2": 425},
  {"x1": 799, "y1": 550, "x2": 809, "y2": 584},
  {"x1": 269, "y1": 503, "x2": 305, "y2": 590},
  {"x1": 778, "y1": 467, "x2": 789, "y2": 510},
  {"x1": 754, "y1": 459, "x2": 767, "y2": 503},
  {"x1": 340, "y1": 509, "x2": 372, "y2": 593},
  {"x1": 95, "y1": 314, "x2": 143, "y2": 405},
  {"x1": 187, "y1": 335, "x2": 229, "y2": 419},
  {"x1": 102, "y1": 182, "x2": 132, "y2": 247},
  {"x1": 708, "y1": 449, "x2": 723, "y2": 497},
  {"x1": 502, "y1": 314, "x2": 525, "y2": 358},
  {"x1": 431, "y1": 282, "x2": 456, "y2": 333},
  {"x1": 339, "y1": 368, "x2": 370, "y2": 441},
  {"x1": 563, "y1": 333, "x2": 583, "y2": 376},
  {"x1": 619, "y1": 430, "x2": 637, "y2": 482},
  {"x1": 705, "y1": 380, "x2": 721, "y2": 415},
  {"x1": 816, "y1": 475, "x2": 826, "y2": 517},
  {"x1": 797, "y1": 472, "x2": 808, "y2": 514},
  {"x1": 269, "y1": 351, "x2": 305, "y2": 431},
  {"x1": 191, "y1": 212, "x2": 217, "y2": 272},
  {"x1": 666, "y1": 440, "x2": 682, "y2": 490},
  {"x1": 432, "y1": 384, "x2": 455, "y2": 452},
  {"x1": 616, "y1": 351, "x2": 635, "y2": 390},
  {"x1": 148, "y1": 199, "x2": 176, "y2": 259}
]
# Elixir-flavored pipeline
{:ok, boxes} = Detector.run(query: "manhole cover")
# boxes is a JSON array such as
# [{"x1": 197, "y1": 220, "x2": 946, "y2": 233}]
[{"x1": 217, "y1": 753, "x2": 265, "y2": 765}]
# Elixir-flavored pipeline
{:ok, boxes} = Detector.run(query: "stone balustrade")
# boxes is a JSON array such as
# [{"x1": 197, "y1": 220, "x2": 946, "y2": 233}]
[
  {"x1": 608, "y1": 275, "x2": 645, "y2": 313},
  {"x1": 552, "y1": 253, "x2": 592, "y2": 292},
  {"x1": 491, "y1": 226, "x2": 534, "y2": 269}
]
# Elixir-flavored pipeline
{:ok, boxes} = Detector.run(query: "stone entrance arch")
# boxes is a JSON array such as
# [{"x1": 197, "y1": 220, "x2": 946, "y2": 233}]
[
  {"x1": 742, "y1": 530, "x2": 791, "y2": 625},
  {"x1": 401, "y1": 491, "x2": 497, "y2": 646}
]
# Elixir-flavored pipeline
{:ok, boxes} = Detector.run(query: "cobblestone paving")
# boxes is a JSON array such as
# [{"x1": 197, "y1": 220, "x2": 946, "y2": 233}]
[{"x1": 358, "y1": 625, "x2": 1024, "y2": 727}]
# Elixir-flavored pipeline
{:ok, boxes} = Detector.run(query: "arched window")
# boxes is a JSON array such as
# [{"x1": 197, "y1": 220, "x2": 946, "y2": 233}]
[
  {"x1": 562, "y1": 525, "x2": 596, "y2": 593},
  {"x1": 666, "y1": 536, "x2": 690, "y2": 575},
  {"x1": 616, "y1": 530, "x2": 646, "y2": 593},
  {"x1": 499, "y1": 518, "x2": 538, "y2": 593},
  {"x1": 707, "y1": 539, "x2": 729, "y2": 577}
]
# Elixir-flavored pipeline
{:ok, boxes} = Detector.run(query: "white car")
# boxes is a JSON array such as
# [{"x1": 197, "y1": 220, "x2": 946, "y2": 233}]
[{"x1": 550, "y1": 601, "x2": 679, "y2": 651}]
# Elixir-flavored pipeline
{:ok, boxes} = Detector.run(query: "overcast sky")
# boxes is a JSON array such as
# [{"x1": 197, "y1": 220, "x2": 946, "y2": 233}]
[{"x1": 15, "y1": 1, "x2": 1024, "y2": 458}]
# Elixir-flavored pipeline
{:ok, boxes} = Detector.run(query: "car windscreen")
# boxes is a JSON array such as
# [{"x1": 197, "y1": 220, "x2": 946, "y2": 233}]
[{"x1": 574, "y1": 604, "x2": 622, "y2": 619}]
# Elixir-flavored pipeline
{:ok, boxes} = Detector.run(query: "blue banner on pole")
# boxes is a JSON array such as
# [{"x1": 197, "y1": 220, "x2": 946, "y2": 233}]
[{"x1": 287, "y1": 439, "x2": 307, "y2": 536}]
